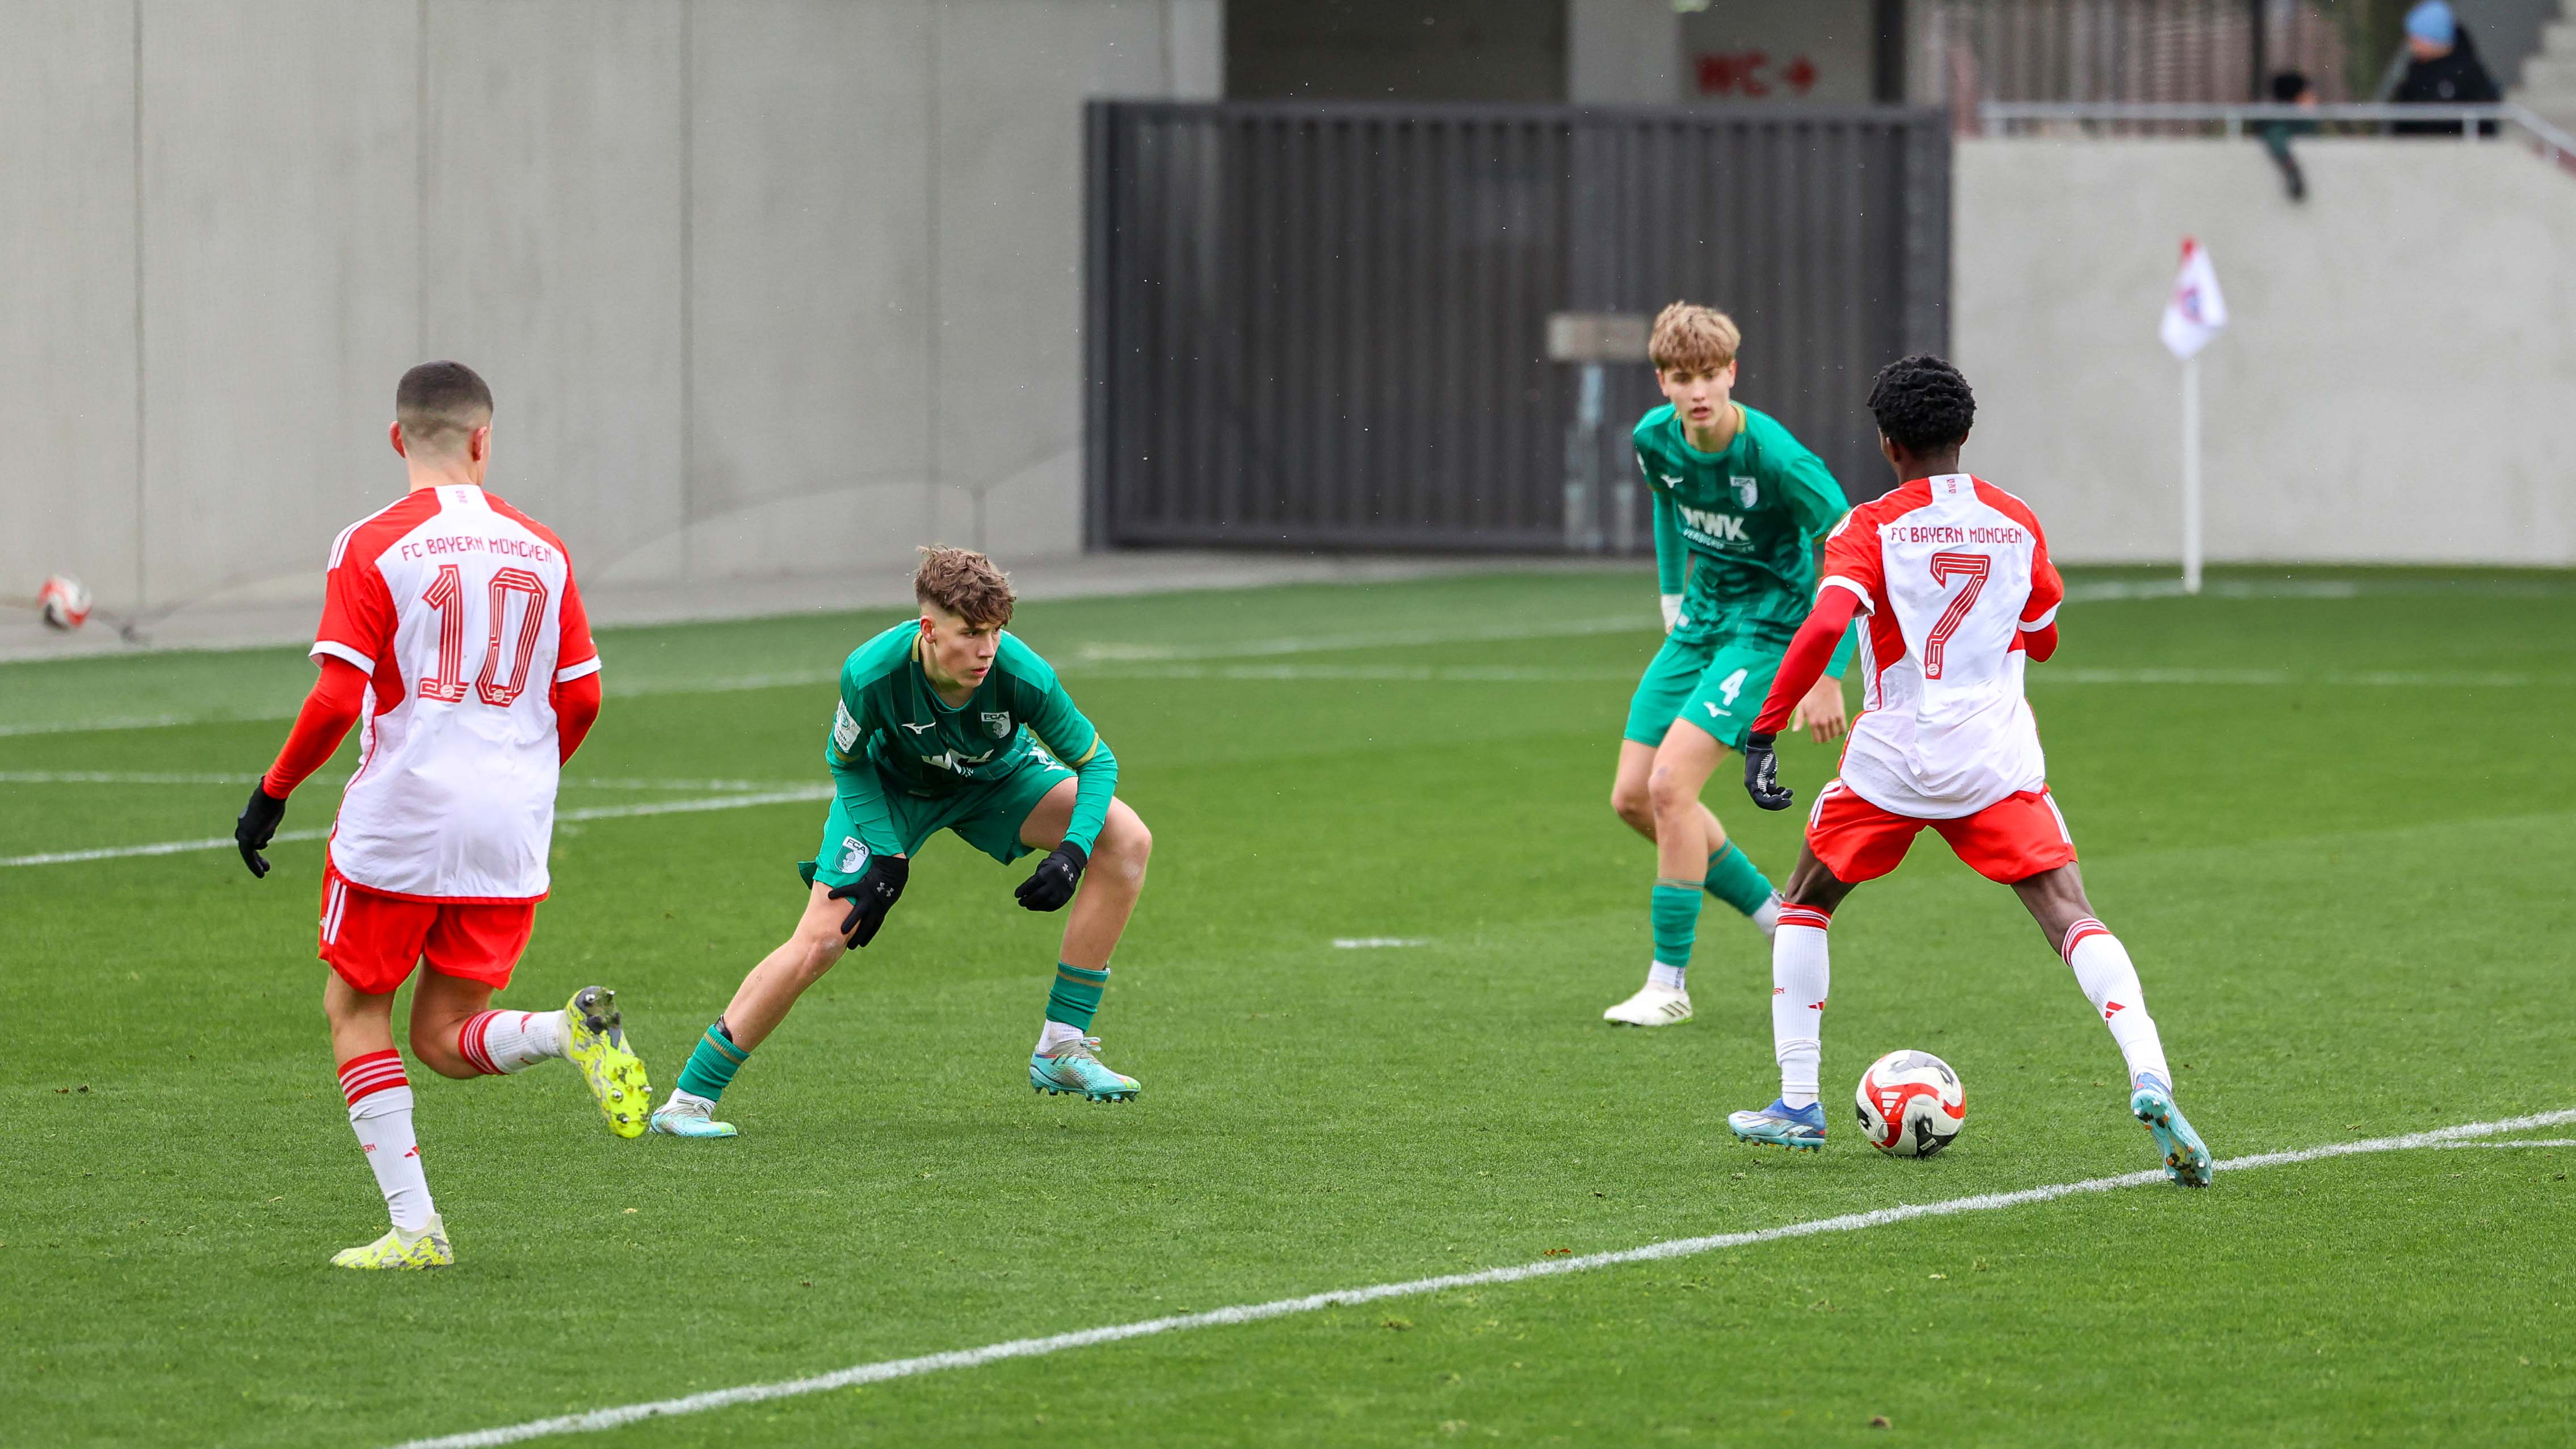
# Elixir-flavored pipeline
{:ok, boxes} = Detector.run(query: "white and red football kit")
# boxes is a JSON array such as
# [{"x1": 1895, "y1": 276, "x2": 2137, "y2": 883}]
[
  {"x1": 265, "y1": 484, "x2": 602, "y2": 992},
  {"x1": 1755, "y1": 473, "x2": 2071, "y2": 885}
]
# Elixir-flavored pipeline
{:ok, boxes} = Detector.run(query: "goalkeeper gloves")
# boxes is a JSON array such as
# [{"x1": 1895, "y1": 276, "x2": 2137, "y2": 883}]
[
  {"x1": 827, "y1": 853, "x2": 910, "y2": 947},
  {"x1": 1015, "y1": 841, "x2": 1087, "y2": 912},
  {"x1": 1742, "y1": 730, "x2": 1795, "y2": 812},
  {"x1": 234, "y1": 783, "x2": 288, "y2": 878},
  {"x1": 1660, "y1": 593, "x2": 1684, "y2": 633}
]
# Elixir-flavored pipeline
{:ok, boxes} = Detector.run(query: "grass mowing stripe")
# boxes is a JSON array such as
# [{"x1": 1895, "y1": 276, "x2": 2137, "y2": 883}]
[
  {"x1": 384, "y1": 1107, "x2": 2576, "y2": 1449},
  {"x1": 0, "y1": 787, "x2": 831, "y2": 868},
  {"x1": 0, "y1": 770, "x2": 806, "y2": 791}
]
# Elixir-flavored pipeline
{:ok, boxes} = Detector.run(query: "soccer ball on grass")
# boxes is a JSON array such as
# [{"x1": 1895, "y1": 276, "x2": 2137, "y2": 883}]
[{"x1": 1856, "y1": 1049, "x2": 1965, "y2": 1157}]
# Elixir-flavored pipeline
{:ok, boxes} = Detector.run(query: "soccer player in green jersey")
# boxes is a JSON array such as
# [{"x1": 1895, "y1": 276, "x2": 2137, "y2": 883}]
[
  {"x1": 650, "y1": 548, "x2": 1153, "y2": 1137},
  {"x1": 1602, "y1": 303, "x2": 1859, "y2": 1028}
]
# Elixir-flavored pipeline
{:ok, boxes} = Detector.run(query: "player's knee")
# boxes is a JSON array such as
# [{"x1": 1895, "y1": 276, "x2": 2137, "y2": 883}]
[
  {"x1": 786, "y1": 930, "x2": 846, "y2": 982},
  {"x1": 1101, "y1": 816, "x2": 1152, "y2": 886},
  {"x1": 1646, "y1": 766, "x2": 1697, "y2": 817},
  {"x1": 407, "y1": 1023, "x2": 478, "y2": 1079},
  {"x1": 1610, "y1": 782, "x2": 1653, "y2": 830}
]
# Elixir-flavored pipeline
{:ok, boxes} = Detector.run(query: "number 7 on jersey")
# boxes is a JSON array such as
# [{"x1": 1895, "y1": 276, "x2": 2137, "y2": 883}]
[{"x1": 1922, "y1": 551, "x2": 1990, "y2": 680}]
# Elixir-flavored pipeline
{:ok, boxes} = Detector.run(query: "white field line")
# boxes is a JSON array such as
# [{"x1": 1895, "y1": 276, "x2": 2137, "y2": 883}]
[
  {"x1": 0, "y1": 770, "x2": 804, "y2": 792},
  {"x1": 1331, "y1": 936, "x2": 1428, "y2": 948},
  {"x1": 0, "y1": 787, "x2": 830, "y2": 869},
  {"x1": 388, "y1": 1107, "x2": 2576, "y2": 1449}
]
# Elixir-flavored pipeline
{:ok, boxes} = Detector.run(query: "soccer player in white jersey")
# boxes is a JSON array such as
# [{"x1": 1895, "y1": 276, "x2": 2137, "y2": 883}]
[
  {"x1": 1722, "y1": 355, "x2": 2212, "y2": 1186},
  {"x1": 230, "y1": 362, "x2": 654, "y2": 1269}
]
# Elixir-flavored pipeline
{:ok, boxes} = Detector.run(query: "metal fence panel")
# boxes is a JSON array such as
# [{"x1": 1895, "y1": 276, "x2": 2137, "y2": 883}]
[{"x1": 1086, "y1": 102, "x2": 1951, "y2": 552}]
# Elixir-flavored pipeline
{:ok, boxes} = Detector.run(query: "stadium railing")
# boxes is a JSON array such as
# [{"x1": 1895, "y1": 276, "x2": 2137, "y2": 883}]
[{"x1": 1978, "y1": 100, "x2": 2576, "y2": 171}]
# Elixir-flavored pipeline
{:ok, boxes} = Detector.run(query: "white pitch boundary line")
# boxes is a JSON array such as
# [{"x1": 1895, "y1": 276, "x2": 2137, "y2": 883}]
[
  {"x1": 0, "y1": 770, "x2": 805, "y2": 792},
  {"x1": 388, "y1": 1107, "x2": 2576, "y2": 1449},
  {"x1": 0, "y1": 787, "x2": 831, "y2": 868}
]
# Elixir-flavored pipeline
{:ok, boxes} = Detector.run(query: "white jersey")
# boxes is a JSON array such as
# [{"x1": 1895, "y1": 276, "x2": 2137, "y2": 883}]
[
  {"x1": 312, "y1": 484, "x2": 598, "y2": 901},
  {"x1": 1818, "y1": 474, "x2": 2065, "y2": 819}
]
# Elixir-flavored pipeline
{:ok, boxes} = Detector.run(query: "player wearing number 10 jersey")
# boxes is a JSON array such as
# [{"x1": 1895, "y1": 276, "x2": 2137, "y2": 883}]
[
  {"x1": 230, "y1": 362, "x2": 653, "y2": 1269},
  {"x1": 1725, "y1": 355, "x2": 2212, "y2": 1186}
]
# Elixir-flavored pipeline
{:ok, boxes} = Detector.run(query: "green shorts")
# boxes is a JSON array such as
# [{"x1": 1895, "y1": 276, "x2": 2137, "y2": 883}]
[
  {"x1": 1622, "y1": 628, "x2": 1793, "y2": 752},
  {"x1": 799, "y1": 746, "x2": 1075, "y2": 889}
]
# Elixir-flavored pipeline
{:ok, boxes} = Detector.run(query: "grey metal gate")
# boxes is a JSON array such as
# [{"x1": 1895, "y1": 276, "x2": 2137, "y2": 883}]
[{"x1": 1084, "y1": 102, "x2": 1951, "y2": 552}]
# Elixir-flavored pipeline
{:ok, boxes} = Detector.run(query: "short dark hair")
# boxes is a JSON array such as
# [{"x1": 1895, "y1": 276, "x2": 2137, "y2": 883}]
[
  {"x1": 396, "y1": 361, "x2": 494, "y2": 453},
  {"x1": 2270, "y1": 70, "x2": 2314, "y2": 103},
  {"x1": 1867, "y1": 354, "x2": 1975, "y2": 452}
]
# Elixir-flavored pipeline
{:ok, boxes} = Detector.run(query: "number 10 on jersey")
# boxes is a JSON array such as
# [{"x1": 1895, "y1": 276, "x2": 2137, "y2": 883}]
[{"x1": 418, "y1": 562, "x2": 552, "y2": 705}]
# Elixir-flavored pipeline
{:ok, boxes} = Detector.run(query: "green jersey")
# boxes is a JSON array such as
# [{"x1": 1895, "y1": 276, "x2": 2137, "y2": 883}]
[
  {"x1": 1634, "y1": 402, "x2": 1851, "y2": 642},
  {"x1": 826, "y1": 622, "x2": 1116, "y2": 856}
]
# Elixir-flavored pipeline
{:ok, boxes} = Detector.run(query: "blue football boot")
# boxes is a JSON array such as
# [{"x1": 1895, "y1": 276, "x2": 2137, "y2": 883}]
[
  {"x1": 2130, "y1": 1074, "x2": 2213, "y2": 1187},
  {"x1": 1727, "y1": 1098, "x2": 1827, "y2": 1152},
  {"x1": 1031, "y1": 1035, "x2": 1140, "y2": 1102}
]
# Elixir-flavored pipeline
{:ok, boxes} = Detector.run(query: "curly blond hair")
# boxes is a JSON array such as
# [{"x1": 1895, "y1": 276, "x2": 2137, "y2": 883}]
[
  {"x1": 913, "y1": 545, "x2": 1016, "y2": 627},
  {"x1": 1648, "y1": 301, "x2": 1741, "y2": 375}
]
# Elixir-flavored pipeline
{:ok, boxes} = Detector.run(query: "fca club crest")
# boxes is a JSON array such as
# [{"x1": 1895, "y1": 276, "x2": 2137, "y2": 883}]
[
  {"x1": 1730, "y1": 476, "x2": 1759, "y2": 507},
  {"x1": 981, "y1": 711, "x2": 1012, "y2": 739}
]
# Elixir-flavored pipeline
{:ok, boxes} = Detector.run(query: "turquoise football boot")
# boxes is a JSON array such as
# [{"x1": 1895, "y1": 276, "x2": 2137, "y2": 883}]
[
  {"x1": 2130, "y1": 1074, "x2": 2213, "y2": 1187},
  {"x1": 1727, "y1": 1098, "x2": 1827, "y2": 1152},
  {"x1": 649, "y1": 1093, "x2": 739, "y2": 1139},
  {"x1": 1030, "y1": 1036, "x2": 1140, "y2": 1102}
]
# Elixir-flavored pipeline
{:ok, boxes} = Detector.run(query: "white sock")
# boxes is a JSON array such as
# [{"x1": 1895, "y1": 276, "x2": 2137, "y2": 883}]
[
  {"x1": 666, "y1": 1087, "x2": 717, "y2": 1114},
  {"x1": 1751, "y1": 893, "x2": 1783, "y2": 939},
  {"x1": 1037, "y1": 1019, "x2": 1086, "y2": 1052},
  {"x1": 1648, "y1": 961, "x2": 1687, "y2": 992},
  {"x1": 2063, "y1": 919, "x2": 2171, "y2": 1087},
  {"x1": 457, "y1": 1009, "x2": 568, "y2": 1075},
  {"x1": 339, "y1": 1051, "x2": 436, "y2": 1233},
  {"x1": 1771, "y1": 906, "x2": 1833, "y2": 1108}
]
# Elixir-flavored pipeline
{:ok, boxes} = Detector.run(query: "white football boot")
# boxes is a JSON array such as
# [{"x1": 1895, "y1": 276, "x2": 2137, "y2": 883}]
[{"x1": 1602, "y1": 982, "x2": 1693, "y2": 1027}]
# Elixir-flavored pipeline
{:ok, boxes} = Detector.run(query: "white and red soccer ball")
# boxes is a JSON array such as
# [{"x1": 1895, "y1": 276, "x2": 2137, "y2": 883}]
[
  {"x1": 37, "y1": 575, "x2": 92, "y2": 631},
  {"x1": 1856, "y1": 1049, "x2": 1966, "y2": 1157}
]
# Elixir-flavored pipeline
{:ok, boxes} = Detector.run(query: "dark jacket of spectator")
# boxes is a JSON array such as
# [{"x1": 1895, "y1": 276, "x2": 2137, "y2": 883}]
[{"x1": 2392, "y1": 30, "x2": 2501, "y2": 135}]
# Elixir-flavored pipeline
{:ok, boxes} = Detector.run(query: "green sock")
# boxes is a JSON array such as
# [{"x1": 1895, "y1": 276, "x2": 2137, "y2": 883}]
[
  {"x1": 674, "y1": 1020, "x2": 749, "y2": 1102},
  {"x1": 1703, "y1": 842, "x2": 1776, "y2": 917},
  {"x1": 1650, "y1": 881, "x2": 1701, "y2": 968},
  {"x1": 1046, "y1": 963, "x2": 1111, "y2": 1033}
]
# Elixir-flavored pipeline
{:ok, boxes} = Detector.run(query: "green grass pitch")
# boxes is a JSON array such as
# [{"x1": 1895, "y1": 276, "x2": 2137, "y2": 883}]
[{"x1": 5, "y1": 566, "x2": 2574, "y2": 1447}]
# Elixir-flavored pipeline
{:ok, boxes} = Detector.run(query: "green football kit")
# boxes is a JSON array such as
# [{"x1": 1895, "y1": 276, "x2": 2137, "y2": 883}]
[
  {"x1": 1625, "y1": 401, "x2": 1856, "y2": 753},
  {"x1": 667, "y1": 621, "x2": 1132, "y2": 1122},
  {"x1": 802, "y1": 621, "x2": 1116, "y2": 887},
  {"x1": 1617, "y1": 401, "x2": 1858, "y2": 1001}
]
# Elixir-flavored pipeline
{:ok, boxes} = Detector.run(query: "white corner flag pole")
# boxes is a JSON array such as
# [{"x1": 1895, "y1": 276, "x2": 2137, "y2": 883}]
[
  {"x1": 2181, "y1": 353, "x2": 2203, "y2": 595},
  {"x1": 2158, "y1": 236, "x2": 2226, "y2": 597}
]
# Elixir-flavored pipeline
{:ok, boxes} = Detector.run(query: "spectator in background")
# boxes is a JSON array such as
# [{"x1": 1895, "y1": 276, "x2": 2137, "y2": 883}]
[
  {"x1": 2391, "y1": 1, "x2": 2499, "y2": 136},
  {"x1": 2262, "y1": 71, "x2": 2319, "y2": 201}
]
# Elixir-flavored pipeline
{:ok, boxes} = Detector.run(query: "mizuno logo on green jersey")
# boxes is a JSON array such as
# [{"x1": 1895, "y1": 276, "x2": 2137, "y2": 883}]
[{"x1": 1678, "y1": 505, "x2": 1749, "y2": 541}]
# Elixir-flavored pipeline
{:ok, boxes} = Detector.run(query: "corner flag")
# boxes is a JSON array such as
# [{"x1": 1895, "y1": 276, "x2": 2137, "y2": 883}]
[{"x1": 2158, "y1": 237, "x2": 2228, "y2": 359}]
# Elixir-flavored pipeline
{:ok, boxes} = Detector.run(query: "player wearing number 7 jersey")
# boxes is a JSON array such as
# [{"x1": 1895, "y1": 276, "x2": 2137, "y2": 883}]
[
  {"x1": 229, "y1": 362, "x2": 653, "y2": 1270},
  {"x1": 1725, "y1": 355, "x2": 2212, "y2": 1186}
]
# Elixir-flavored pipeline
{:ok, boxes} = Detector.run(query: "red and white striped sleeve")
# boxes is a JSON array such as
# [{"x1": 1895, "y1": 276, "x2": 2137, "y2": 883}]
[
  {"x1": 1817, "y1": 505, "x2": 1885, "y2": 615},
  {"x1": 555, "y1": 569, "x2": 599, "y2": 683},
  {"x1": 313, "y1": 523, "x2": 398, "y2": 675}
]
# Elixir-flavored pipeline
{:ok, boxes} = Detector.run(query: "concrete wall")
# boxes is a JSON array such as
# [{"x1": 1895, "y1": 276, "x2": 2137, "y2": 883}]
[
  {"x1": 1953, "y1": 137, "x2": 2576, "y2": 565},
  {"x1": 1, "y1": 0, "x2": 1218, "y2": 615}
]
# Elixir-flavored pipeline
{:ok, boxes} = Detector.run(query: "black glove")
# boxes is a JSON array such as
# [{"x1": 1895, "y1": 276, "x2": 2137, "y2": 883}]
[
  {"x1": 235, "y1": 783, "x2": 288, "y2": 878},
  {"x1": 1742, "y1": 730, "x2": 1795, "y2": 812},
  {"x1": 1014, "y1": 841, "x2": 1088, "y2": 912},
  {"x1": 827, "y1": 853, "x2": 910, "y2": 947}
]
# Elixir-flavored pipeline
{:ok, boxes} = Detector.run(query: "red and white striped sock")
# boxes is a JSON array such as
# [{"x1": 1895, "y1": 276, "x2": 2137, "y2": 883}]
[
  {"x1": 1772, "y1": 905, "x2": 1834, "y2": 1108},
  {"x1": 456, "y1": 1009, "x2": 569, "y2": 1076},
  {"x1": 2062, "y1": 918, "x2": 2171, "y2": 1087},
  {"x1": 338, "y1": 1049, "x2": 435, "y2": 1233}
]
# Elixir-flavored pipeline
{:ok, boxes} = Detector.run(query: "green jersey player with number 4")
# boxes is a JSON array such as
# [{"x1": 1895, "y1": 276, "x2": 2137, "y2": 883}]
[
  {"x1": 650, "y1": 547, "x2": 1154, "y2": 1137},
  {"x1": 1602, "y1": 303, "x2": 1859, "y2": 1028}
]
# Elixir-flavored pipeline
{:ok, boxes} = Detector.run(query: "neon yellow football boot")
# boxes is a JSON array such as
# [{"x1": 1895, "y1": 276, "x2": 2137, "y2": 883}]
[
  {"x1": 564, "y1": 985, "x2": 651, "y2": 1139},
  {"x1": 331, "y1": 1216, "x2": 453, "y2": 1270}
]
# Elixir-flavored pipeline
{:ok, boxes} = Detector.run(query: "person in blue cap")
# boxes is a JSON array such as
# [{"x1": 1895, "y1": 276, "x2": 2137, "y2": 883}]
[{"x1": 2392, "y1": 1, "x2": 2499, "y2": 136}]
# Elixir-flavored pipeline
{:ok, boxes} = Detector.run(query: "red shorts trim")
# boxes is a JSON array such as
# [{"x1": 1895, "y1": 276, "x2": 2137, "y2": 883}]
[
  {"x1": 1805, "y1": 781, "x2": 2078, "y2": 886},
  {"x1": 318, "y1": 862, "x2": 536, "y2": 995}
]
